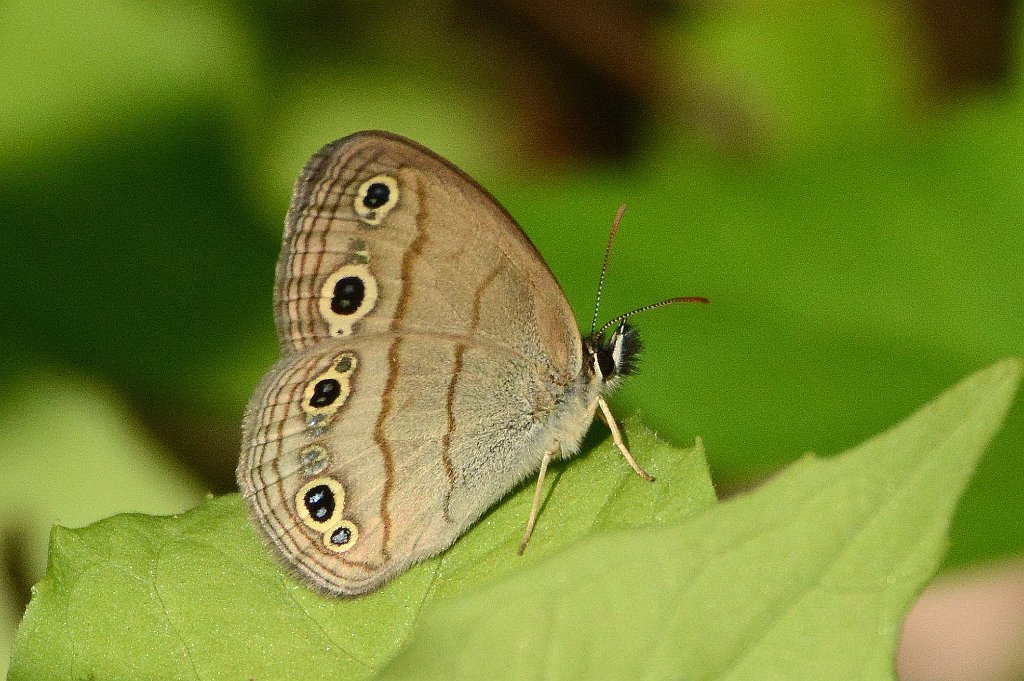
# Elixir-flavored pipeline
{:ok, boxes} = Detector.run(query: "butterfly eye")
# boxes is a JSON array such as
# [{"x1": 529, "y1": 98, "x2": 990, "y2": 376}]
[
  {"x1": 596, "y1": 348, "x2": 616, "y2": 381},
  {"x1": 354, "y1": 175, "x2": 399, "y2": 226}
]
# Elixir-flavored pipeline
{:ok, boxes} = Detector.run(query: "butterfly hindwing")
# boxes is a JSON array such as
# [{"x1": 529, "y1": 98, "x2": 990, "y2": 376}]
[{"x1": 238, "y1": 332, "x2": 568, "y2": 595}]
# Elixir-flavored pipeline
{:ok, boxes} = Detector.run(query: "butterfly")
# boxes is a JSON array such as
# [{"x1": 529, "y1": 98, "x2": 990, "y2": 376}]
[{"x1": 237, "y1": 131, "x2": 707, "y2": 596}]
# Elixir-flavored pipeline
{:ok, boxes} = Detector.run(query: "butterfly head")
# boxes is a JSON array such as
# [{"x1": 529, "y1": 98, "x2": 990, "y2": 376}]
[{"x1": 586, "y1": 322, "x2": 642, "y2": 388}]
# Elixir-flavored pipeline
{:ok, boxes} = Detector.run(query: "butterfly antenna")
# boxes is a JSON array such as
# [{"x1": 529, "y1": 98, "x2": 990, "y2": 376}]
[
  {"x1": 597, "y1": 296, "x2": 710, "y2": 337},
  {"x1": 591, "y1": 205, "x2": 627, "y2": 335}
]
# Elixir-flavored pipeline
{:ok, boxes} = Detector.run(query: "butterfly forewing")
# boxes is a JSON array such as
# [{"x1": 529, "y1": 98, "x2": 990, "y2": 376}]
[{"x1": 274, "y1": 131, "x2": 580, "y2": 372}]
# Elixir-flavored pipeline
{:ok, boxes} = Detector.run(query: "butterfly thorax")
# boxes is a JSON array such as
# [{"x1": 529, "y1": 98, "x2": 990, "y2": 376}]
[{"x1": 539, "y1": 322, "x2": 642, "y2": 461}]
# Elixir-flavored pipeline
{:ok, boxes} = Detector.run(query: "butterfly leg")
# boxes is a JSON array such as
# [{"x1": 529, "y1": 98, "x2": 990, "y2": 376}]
[
  {"x1": 597, "y1": 397, "x2": 655, "y2": 482},
  {"x1": 518, "y1": 446, "x2": 556, "y2": 555}
]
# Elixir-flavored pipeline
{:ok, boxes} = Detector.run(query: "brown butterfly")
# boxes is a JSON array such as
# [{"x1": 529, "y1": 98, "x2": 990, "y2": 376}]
[{"x1": 237, "y1": 131, "x2": 707, "y2": 595}]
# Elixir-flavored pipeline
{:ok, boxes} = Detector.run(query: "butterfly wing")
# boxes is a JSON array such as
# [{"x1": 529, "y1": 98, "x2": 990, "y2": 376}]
[
  {"x1": 240, "y1": 132, "x2": 593, "y2": 595},
  {"x1": 274, "y1": 130, "x2": 581, "y2": 375},
  {"x1": 239, "y1": 332, "x2": 573, "y2": 595}
]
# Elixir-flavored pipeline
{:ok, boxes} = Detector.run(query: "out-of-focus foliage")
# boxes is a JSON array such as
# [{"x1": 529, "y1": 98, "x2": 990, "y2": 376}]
[{"x1": 1, "y1": 0, "x2": 1022, "y2": 675}]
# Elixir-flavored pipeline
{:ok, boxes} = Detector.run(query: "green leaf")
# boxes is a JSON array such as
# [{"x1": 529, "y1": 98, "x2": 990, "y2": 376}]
[
  {"x1": 376, "y1": 359, "x2": 1020, "y2": 680},
  {"x1": 8, "y1": 421, "x2": 713, "y2": 680},
  {"x1": 0, "y1": 371, "x2": 205, "y2": 679}
]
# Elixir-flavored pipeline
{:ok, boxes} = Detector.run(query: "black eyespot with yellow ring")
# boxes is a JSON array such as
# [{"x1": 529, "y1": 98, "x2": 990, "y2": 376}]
[
  {"x1": 296, "y1": 477, "x2": 345, "y2": 528},
  {"x1": 324, "y1": 521, "x2": 359, "y2": 553},
  {"x1": 319, "y1": 266, "x2": 378, "y2": 336},
  {"x1": 354, "y1": 175, "x2": 398, "y2": 226},
  {"x1": 302, "y1": 352, "x2": 358, "y2": 419}
]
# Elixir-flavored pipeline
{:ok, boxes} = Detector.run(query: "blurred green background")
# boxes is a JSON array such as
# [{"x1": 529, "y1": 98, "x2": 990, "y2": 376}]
[{"x1": 2, "y1": 0, "x2": 1022, "y2": 673}]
